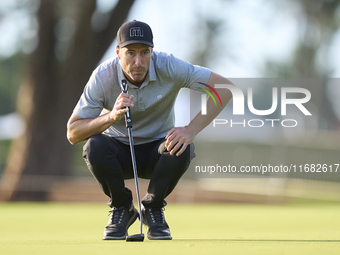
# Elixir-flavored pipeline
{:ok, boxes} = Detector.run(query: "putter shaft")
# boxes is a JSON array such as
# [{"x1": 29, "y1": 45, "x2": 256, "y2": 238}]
[
  {"x1": 120, "y1": 79, "x2": 144, "y2": 241},
  {"x1": 127, "y1": 127, "x2": 143, "y2": 236}
]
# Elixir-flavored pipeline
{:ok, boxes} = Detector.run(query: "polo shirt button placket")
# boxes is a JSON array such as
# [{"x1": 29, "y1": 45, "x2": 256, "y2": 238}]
[{"x1": 137, "y1": 90, "x2": 145, "y2": 111}]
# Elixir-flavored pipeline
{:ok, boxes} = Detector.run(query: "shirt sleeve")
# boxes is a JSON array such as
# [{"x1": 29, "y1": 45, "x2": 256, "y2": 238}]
[
  {"x1": 167, "y1": 54, "x2": 212, "y2": 89},
  {"x1": 73, "y1": 71, "x2": 105, "y2": 119}
]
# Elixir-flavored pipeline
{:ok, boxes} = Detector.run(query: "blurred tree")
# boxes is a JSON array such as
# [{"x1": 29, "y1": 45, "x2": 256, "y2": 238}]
[
  {"x1": 0, "y1": 0, "x2": 135, "y2": 201},
  {"x1": 189, "y1": 19, "x2": 224, "y2": 67},
  {"x1": 0, "y1": 54, "x2": 27, "y2": 115},
  {"x1": 265, "y1": 0, "x2": 340, "y2": 129},
  {"x1": 188, "y1": 0, "x2": 230, "y2": 68}
]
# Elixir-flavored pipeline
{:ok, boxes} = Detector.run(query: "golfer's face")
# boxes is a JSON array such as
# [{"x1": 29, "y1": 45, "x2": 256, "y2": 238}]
[{"x1": 117, "y1": 44, "x2": 153, "y2": 86}]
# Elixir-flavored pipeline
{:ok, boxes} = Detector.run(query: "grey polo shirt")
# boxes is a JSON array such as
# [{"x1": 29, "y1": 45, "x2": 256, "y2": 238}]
[{"x1": 73, "y1": 51, "x2": 211, "y2": 145}]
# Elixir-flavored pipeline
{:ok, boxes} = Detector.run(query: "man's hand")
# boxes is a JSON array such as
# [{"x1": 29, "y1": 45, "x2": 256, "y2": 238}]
[
  {"x1": 66, "y1": 92, "x2": 134, "y2": 145},
  {"x1": 109, "y1": 92, "x2": 134, "y2": 122},
  {"x1": 165, "y1": 126, "x2": 194, "y2": 156}
]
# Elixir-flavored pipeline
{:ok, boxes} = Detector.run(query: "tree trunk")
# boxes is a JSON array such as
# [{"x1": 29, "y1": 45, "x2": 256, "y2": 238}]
[{"x1": 0, "y1": 0, "x2": 135, "y2": 201}]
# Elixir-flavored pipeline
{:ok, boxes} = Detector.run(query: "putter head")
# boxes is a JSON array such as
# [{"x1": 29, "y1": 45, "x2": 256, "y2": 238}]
[{"x1": 126, "y1": 233, "x2": 144, "y2": 242}]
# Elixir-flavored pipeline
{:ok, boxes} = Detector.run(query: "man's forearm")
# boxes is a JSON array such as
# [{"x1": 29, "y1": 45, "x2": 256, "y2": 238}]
[
  {"x1": 67, "y1": 93, "x2": 134, "y2": 145},
  {"x1": 67, "y1": 113, "x2": 115, "y2": 145},
  {"x1": 188, "y1": 72, "x2": 234, "y2": 138}
]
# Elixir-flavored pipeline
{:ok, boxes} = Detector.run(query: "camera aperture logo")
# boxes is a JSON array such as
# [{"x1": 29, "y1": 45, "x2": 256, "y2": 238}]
[
  {"x1": 196, "y1": 82, "x2": 312, "y2": 128},
  {"x1": 195, "y1": 82, "x2": 223, "y2": 113}
]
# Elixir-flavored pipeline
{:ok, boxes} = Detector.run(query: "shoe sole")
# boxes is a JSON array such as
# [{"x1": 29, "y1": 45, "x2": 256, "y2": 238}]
[
  {"x1": 102, "y1": 209, "x2": 139, "y2": 240},
  {"x1": 147, "y1": 234, "x2": 172, "y2": 240},
  {"x1": 145, "y1": 226, "x2": 172, "y2": 240},
  {"x1": 102, "y1": 235, "x2": 126, "y2": 240}
]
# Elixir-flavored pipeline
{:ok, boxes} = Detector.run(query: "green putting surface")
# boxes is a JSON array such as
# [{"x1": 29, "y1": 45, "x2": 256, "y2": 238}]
[{"x1": 1, "y1": 202, "x2": 339, "y2": 255}]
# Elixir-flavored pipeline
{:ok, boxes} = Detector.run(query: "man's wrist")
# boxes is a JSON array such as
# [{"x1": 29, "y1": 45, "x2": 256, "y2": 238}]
[{"x1": 186, "y1": 124, "x2": 199, "y2": 140}]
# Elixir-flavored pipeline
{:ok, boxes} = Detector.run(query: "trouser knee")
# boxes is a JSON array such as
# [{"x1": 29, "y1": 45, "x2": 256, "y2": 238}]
[
  {"x1": 158, "y1": 142, "x2": 195, "y2": 169},
  {"x1": 83, "y1": 134, "x2": 114, "y2": 168}
]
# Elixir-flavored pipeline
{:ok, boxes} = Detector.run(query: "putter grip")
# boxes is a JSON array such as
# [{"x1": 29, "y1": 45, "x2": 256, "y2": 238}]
[{"x1": 120, "y1": 79, "x2": 133, "y2": 128}]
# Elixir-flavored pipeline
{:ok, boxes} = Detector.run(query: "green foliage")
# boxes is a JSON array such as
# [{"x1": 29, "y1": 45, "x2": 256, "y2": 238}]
[
  {"x1": 0, "y1": 140, "x2": 11, "y2": 174},
  {"x1": 0, "y1": 53, "x2": 28, "y2": 115}
]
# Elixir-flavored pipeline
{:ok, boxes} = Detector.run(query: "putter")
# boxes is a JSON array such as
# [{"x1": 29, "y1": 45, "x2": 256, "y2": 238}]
[{"x1": 120, "y1": 79, "x2": 145, "y2": 242}]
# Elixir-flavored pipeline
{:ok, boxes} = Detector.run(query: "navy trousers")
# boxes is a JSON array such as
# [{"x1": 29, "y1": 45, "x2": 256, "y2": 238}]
[{"x1": 82, "y1": 134, "x2": 194, "y2": 208}]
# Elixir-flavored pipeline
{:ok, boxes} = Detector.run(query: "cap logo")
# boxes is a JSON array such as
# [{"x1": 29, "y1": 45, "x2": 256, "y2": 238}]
[{"x1": 130, "y1": 27, "x2": 144, "y2": 37}]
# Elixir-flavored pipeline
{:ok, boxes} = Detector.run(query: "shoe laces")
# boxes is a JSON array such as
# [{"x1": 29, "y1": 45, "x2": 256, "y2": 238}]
[
  {"x1": 148, "y1": 208, "x2": 165, "y2": 224},
  {"x1": 108, "y1": 207, "x2": 126, "y2": 225}
]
